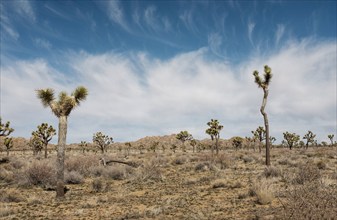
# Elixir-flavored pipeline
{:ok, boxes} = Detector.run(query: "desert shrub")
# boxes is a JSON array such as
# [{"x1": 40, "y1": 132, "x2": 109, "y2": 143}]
[
  {"x1": 65, "y1": 155, "x2": 98, "y2": 176},
  {"x1": 103, "y1": 166, "x2": 126, "y2": 180},
  {"x1": 242, "y1": 156, "x2": 254, "y2": 163},
  {"x1": 0, "y1": 168, "x2": 14, "y2": 184},
  {"x1": 0, "y1": 188, "x2": 25, "y2": 203},
  {"x1": 212, "y1": 180, "x2": 226, "y2": 189},
  {"x1": 195, "y1": 162, "x2": 215, "y2": 172},
  {"x1": 92, "y1": 178, "x2": 104, "y2": 192},
  {"x1": 279, "y1": 182, "x2": 337, "y2": 219},
  {"x1": 134, "y1": 159, "x2": 163, "y2": 182},
  {"x1": 316, "y1": 160, "x2": 326, "y2": 170},
  {"x1": 214, "y1": 154, "x2": 232, "y2": 169},
  {"x1": 0, "y1": 205, "x2": 16, "y2": 218},
  {"x1": 172, "y1": 156, "x2": 187, "y2": 165},
  {"x1": 293, "y1": 163, "x2": 321, "y2": 184},
  {"x1": 23, "y1": 160, "x2": 56, "y2": 188},
  {"x1": 263, "y1": 166, "x2": 282, "y2": 178},
  {"x1": 88, "y1": 166, "x2": 105, "y2": 177},
  {"x1": 64, "y1": 170, "x2": 84, "y2": 184},
  {"x1": 249, "y1": 179, "x2": 275, "y2": 205},
  {"x1": 9, "y1": 157, "x2": 26, "y2": 169}
]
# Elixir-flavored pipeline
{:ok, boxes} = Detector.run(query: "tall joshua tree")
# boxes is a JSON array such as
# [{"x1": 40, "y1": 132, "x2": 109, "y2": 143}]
[
  {"x1": 253, "y1": 65, "x2": 272, "y2": 166},
  {"x1": 32, "y1": 123, "x2": 56, "y2": 158},
  {"x1": 206, "y1": 119, "x2": 223, "y2": 155},
  {"x1": 36, "y1": 86, "x2": 88, "y2": 199}
]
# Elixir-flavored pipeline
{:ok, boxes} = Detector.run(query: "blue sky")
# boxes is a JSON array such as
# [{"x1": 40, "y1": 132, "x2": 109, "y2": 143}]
[{"x1": 1, "y1": 0, "x2": 336, "y2": 144}]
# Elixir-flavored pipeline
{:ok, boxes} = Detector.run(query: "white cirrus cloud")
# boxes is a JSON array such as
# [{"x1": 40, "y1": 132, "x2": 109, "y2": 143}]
[{"x1": 1, "y1": 39, "x2": 335, "y2": 144}]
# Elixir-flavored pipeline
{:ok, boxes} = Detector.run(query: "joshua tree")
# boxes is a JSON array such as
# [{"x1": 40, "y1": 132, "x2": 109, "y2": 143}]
[
  {"x1": 253, "y1": 65, "x2": 272, "y2": 166},
  {"x1": 36, "y1": 86, "x2": 88, "y2": 198},
  {"x1": 206, "y1": 119, "x2": 223, "y2": 155},
  {"x1": 283, "y1": 132, "x2": 300, "y2": 150},
  {"x1": 269, "y1": 136, "x2": 276, "y2": 148},
  {"x1": 190, "y1": 139, "x2": 197, "y2": 153},
  {"x1": 303, "y1": 131, "x2": 316, "y2": 149},
  {"x1": 32, "y1": 123, "x2": 56, "y2": 158},
  {"x1": 327, "y1": 134, "x2": 334, "y2": 146},
  {"x1": 176, "y1": 131, "x2": 193, "y2": 152},
  {"x1": 0, "y1": 117, "x2": 14, "y2": 137},
  {"x1": 4, "y1": 137, "x2": 13, "y2": 156},
  {"x1": 29, "y1": 135, "x2": 44, "y2": 156},
  {"x1": 251, "y1": 126, "x2": 266, "y2": 153},
  {"x1": 232, "y1": 136, "x2": 243, "y2": 151},
  {"x1": 93, "y1": 132, "x2": 113, "y2": 154},
  {"x1": 79, "y1": 141, "x2": 87, "y2": 153}
]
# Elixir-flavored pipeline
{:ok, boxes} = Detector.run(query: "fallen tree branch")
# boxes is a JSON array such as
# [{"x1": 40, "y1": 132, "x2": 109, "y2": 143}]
[{"x1": 99, "y1": 158, "x2": 139, "y2": 167}]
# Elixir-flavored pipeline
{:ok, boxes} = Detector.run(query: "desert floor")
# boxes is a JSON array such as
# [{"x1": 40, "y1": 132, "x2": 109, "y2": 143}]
[{"x1": 1, "y1": 147, "x2": 336, "y2": 219}]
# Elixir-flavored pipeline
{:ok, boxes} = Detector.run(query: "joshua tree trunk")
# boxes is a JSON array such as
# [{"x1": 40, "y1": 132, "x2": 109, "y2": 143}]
[
  {"x1": 215, "y1": 135, "x2": 219, "y2": 155},
  {"x1": 44, "y1": 142, "x2": 48, "y2": 158},
  {"x1": 56, "y1": 116, "x2": 67, "y2": 198},
  {"x1": 261, "y1": 88, "x2": 270, "y2": 166}
]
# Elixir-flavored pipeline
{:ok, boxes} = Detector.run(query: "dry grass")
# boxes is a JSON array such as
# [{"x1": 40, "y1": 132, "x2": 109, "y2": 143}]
[{"x1": 0, "y1": 147, "x2": 336, "y2": 219}]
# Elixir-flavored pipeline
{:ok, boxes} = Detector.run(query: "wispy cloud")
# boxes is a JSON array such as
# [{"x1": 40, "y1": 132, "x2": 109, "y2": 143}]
[
  {"x1": 275, "y1": 24, "x2": 285, "y2": 45},
  {"x1": 0, "y1": 4, "x2": 19, "y2": 40},
  {"x1": 44, "y1": 4, "x2": 72, "y2": 21},
  {"x1": 208, "y1": 32, "x2": 223, "y2": 57},
  {"x1": 179, "y1": 10, "x2": 199, "y2": 34},
  {"x1": 13, "y1": 0, "x2": 36, "y2": 22},
  {"x1": 34, "y1": 38, "x2": 52, "y2": 50},
  {"x1": 248, "y1": 21, "x2": 256, "y2": 46},
  {"x1": 106, "y1": 0, "x2": 130, "y2": 32}
]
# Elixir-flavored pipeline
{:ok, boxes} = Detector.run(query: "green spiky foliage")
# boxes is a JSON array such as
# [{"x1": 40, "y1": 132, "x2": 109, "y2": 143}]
[
  {"x1": 32, "y1": 123, "x2": 56, "y2": 158},
  {"x1": 176, "y1": 131, "x2": 193, "y2": 152},
  {"x1": 269, "y1": 136, "x2": 276, "y2": 145},
  {"x1": 283, "y1": 132, "x2": 300, "y2": 150},
  {"x1": 327, "y1": 134, "x2": 334, "y2": 146},
  {"x1": 36, "y1": 87, "x2": 88, "y2": 118},
  {"x1": 29, "y1": 135, "x2": 44, "y2": 156},
  {"x1": 93, "y1": 132, "x2": 113, "y2": 154},
  {"x1": 253, "y1": 65, "x2": 273, "y2": 166},
  {"x1": 251, "y1": 126, "x2": 266, "y2": 153},
  {"x1": 79, "y1": 141, "x2": 88, "y2": 153},
  {"x1": 0, "y1": 117, "x2": 14, "y2": 137},
  {"x1": 206, "y1": 119, "x2": 223, "y2": 155},
  {"x1": 303, "y1": 131, "x2": 316, "y2": 149},
  {"x1": 232, "y1": 136, "x2": 244, "y2": 150},
  {"x1": 3, "y1": 137, "x2": 13, "y2": 156},
  {"x1": 36, "y1": 86, "x2": 88, "y2": 199}
]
